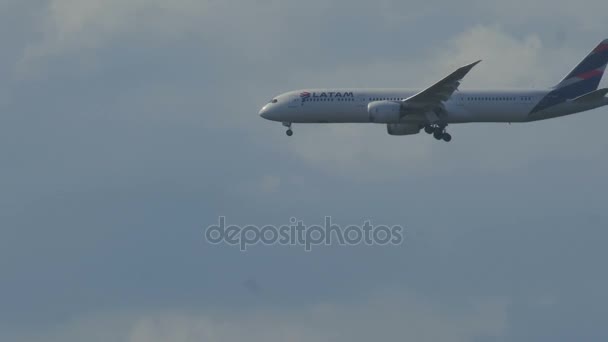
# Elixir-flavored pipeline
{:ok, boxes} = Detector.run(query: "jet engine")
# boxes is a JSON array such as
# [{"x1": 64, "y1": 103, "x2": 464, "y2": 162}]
[
  {"x1": 386, "y1": 123, "x2": 421, "y2": 136},
  {"x1": 367, "y1": 101, "x2": 402, "y2": 123}
]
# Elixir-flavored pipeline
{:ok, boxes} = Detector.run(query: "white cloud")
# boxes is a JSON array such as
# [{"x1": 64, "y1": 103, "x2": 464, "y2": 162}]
[
  {"x1": 17, "y1": 0, "x2": 281, "y2": 75},
  {"x1": 286, "y1": 124, "x2": 434, "y2": 181},
  {"x1": 8, "y1": 291, "x2": 508, "y2": 342},
  {"x1": 16, "y1": 0, "x2": 608, "y2": 78},
  {"x1": 18, "y1": 0, "x2": 205, "y2": 74},
  {"x1": 17, "y1": 0, "x2": 332, "y2": 75},
  {"x1": 477, "y1": 0, "x2": 608, "y2": 32}
]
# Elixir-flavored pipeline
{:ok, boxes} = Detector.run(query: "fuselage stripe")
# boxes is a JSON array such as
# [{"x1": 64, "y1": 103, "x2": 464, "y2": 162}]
[{"x1": 575, "y1": 69, "x2": 604, "y2": 80}]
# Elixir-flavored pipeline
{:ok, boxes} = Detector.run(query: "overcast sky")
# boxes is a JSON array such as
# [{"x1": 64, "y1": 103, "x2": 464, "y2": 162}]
[{"x1": 1, "y1": 0, "x2": 608, "y2": 341}]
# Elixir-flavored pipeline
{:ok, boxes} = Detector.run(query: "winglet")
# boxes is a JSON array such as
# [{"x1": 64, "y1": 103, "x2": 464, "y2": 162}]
[
  {"x1": 436, "y1": 60, "x2": 481, "y2": 94},
  {"x1": 451, "y1": 60, "x2": 482, "y2": 81},
  {"x1": 465, "y1": 60, "x2": 482, "y2": 69}
]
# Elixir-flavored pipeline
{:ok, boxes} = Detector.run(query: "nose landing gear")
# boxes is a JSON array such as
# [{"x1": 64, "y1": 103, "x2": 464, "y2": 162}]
[{"x1": 283, "y1": 122, "x2": 293, "y2": 137}]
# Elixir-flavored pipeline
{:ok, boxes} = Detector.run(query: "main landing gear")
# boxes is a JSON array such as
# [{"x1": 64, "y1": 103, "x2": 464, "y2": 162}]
[
  {"x1": 424, "y1": 124, "x2": 452, "y2": 142},
  {"x1": 283, "y1": 122, "x2": 293, "y2": 137}
]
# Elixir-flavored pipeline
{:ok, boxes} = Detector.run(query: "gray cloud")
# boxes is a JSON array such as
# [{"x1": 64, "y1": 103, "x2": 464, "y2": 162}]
[{"x1": 1, "y1": 0, "x2": 608, "y2": 341}]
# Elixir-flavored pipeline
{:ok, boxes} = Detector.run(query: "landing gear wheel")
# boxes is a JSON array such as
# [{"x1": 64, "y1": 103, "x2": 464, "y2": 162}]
[
  {"x1": 424, "y1": 126, "x2": 434, "y2": 134},
  {"x1": 282, "y1": 122, "x2": 293, "y2": 137},
  {"x1": 442, "y1": 133, "x2": 452, "y2": 142},
  {"x1": 433, "y1": 131, "x2": 443, "y2": 140}
]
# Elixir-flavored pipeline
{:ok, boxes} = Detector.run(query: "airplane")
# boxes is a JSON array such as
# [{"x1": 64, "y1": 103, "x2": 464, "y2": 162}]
[{"x1": 259, "y1": 39, "x2": 608, "y2": 142}]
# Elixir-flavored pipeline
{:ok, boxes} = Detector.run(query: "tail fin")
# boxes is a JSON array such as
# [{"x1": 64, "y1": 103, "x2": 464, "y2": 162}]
[{"x1": 554, "y1": 39, "x2": 608, "y2": 97}]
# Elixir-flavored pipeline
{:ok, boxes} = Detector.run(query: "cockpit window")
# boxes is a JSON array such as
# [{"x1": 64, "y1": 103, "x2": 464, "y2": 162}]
[{"x1": 270, "y1": 99, "x2": 278, "y2": 103}]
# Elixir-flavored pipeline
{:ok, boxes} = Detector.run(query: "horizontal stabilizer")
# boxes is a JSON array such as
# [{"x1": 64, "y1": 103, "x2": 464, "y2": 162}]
[{"x1": 571, "y1": 88, "x2": 608, "y2": 103}]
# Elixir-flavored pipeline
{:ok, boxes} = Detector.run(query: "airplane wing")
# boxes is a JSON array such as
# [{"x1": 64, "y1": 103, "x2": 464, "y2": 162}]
[{"x1": 401, "y1": 60, "x2": 481, "y2": 118}]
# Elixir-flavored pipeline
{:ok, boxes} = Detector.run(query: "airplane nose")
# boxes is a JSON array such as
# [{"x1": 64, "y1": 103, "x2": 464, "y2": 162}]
[
  {"x1": 259, "y1": 103, "x2": 284, "y2": 121},
  {"x1": 259, "y1": 105, "x2": 268, "y2": 119},
  {"x1": 259, "y1": 105, "x2": 273, "y2": 120}
]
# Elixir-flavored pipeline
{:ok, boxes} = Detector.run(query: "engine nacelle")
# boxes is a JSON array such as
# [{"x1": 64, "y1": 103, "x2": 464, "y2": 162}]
[
  {"x1": 367, "y1": 101, "x2": 402, "y2": 123},
  {"x1": 386, "y1": 123, "x2": 421, "y2": 136}
]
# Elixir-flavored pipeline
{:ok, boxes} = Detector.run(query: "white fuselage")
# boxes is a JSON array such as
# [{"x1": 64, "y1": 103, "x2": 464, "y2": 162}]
[{"x1": 259, "y1": 88, "x2": 608, "y2": 125}]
